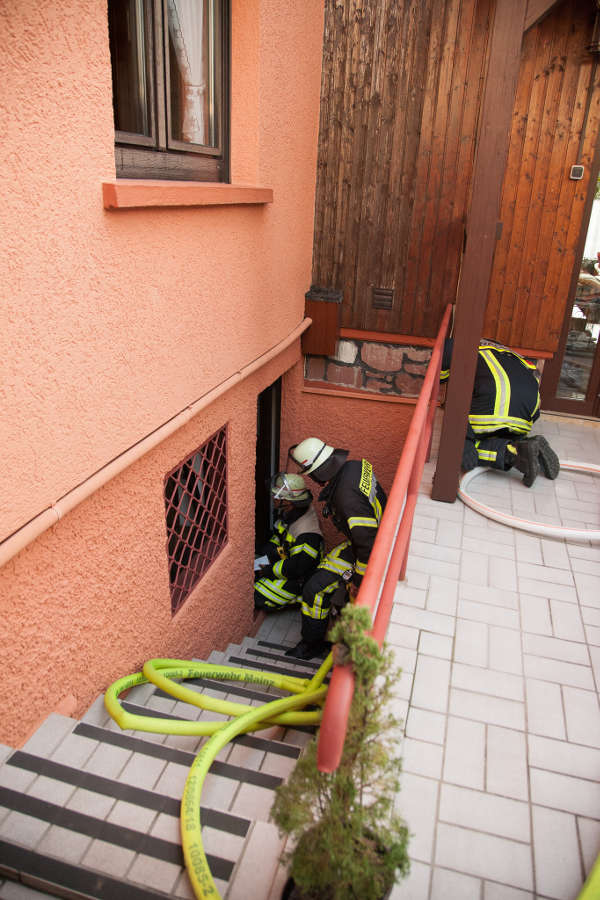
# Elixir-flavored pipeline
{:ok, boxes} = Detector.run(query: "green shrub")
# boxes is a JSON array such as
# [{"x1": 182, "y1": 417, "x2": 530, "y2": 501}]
[{"x1": 271, "y1": 605, "x2": 410, "y2": 900}]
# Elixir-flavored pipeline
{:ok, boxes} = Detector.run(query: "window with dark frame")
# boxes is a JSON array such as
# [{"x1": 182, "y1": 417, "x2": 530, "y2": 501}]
[
  {"x1": 164, "y1": 426, "x2": 228, "y2": 614},
  {"x1": 108, "y1": 0, "x2": 229, "y2": 182}
]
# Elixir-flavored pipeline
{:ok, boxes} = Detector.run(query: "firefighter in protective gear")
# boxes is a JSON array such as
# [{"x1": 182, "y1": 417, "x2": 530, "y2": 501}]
[
  {"x1": 284, "y1": 439, "x2": 387, "y2": 659},
  {"x1": 254, "y1": 473, "x2": 324, "y2": 613},
  {"x1": 441, "y1": 338, "x2": 560, "y2": 488}
]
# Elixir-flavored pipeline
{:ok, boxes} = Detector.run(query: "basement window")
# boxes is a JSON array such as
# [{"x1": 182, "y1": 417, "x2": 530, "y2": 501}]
[{"x1": 164, "y1": 426, "x2": 228, "y2": 614}]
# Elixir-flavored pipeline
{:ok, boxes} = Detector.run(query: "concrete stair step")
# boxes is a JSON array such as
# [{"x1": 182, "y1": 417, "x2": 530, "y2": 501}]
[
  {"x1": 0, "y1": 635, "x2": 317, "y2": 900},
  {"x1": 222, "y1": 642, "x2": 326, "y2": 679},
  {"x1": 254, "y1": 609, "x2": 302, "y2": 648}
]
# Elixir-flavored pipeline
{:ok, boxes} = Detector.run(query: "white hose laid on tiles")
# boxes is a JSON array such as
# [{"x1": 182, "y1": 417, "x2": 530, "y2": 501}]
[{"x1": 458, "y1": 460, "x2": 600, "y2": 543}]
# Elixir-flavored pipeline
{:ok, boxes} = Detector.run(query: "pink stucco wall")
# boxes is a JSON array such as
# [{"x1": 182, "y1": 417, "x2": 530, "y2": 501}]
[
  {"x1": 0, "y1": 347, "x2": 299, "y2": 747},
  {"x1": 0, "y1": 0, "x2": 324, "y2": 745},
  {"x1": 0, "y1": 0, "x2": 324, "y2": 539}
]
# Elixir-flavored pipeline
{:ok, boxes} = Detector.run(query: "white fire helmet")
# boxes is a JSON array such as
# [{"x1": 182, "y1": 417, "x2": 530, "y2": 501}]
[
  {"x1": 288, "y1": 437, "x2": 335, "y2": 476},
  {"x1": 270, "y1": 472, "x2": 311, "y2": 502}
]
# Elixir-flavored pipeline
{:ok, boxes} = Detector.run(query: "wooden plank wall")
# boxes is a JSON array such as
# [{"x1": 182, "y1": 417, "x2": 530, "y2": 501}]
[
  {"x1": 311, "y1": 0, "x2": 600, "y2": 353},
  {"x1": 312, "y1": 0, "x2": 493, "y2": 338},
  {"x1": 484, "y1": 1, "x2": 600, "y2": 353}
]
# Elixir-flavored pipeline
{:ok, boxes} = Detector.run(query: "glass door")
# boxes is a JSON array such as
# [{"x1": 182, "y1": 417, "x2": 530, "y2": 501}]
[{"x1": 541, "y1": 198, "x2": 600, "y2": 417}]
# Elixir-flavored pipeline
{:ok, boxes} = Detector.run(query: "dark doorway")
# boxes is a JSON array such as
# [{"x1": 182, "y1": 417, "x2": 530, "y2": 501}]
[{"x1": 255, "y1": 378, "x2": 281, "y2": 552}]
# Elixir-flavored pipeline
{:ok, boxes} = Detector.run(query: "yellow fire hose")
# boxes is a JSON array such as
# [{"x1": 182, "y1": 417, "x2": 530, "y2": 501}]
[
  {"x1": 104, "y1": 655, "x2": 332, "y2": 899},
  {"x1": 578, "y1": 853, "x2": 600, "y2": 900}
]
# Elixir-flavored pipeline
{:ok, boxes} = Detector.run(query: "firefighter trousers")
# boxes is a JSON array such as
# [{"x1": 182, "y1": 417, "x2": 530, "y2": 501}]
[{"x1": 300, "y1": 541, "x2": 355, "y2": 644}]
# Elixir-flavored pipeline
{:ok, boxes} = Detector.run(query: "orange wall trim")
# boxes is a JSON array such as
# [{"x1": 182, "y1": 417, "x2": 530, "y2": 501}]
[
  {"x1": 339, "y1": 328, "x2": 553, "y2": 360},
  {"x1": 339, "y1": 328, "x2": 436, "y2": 347},
  {"x1": 0, "y1": 319, "x2": 311, "y2": 570},
  {"x1": 102, "y1": 180, "x2": 274, "y2": 210},
  {"x1": 303, "y1": 380, "x2": 424, "y2": 405}
]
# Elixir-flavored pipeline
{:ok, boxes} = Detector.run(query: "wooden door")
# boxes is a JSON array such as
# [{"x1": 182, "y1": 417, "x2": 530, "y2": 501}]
[{"x1": 483, "y1": 1, "x2": 600, "y2": 355}]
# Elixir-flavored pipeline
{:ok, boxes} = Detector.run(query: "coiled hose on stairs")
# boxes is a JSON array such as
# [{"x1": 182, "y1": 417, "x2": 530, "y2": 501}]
[{"x1": 104, "y1": 655, "x2": 332, "y2": 899}]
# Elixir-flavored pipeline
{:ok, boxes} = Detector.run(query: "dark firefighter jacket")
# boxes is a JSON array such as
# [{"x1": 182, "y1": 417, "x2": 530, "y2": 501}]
[
  {"x1": 318, "y1": 458, "x2": 387, "y2": 585},
  {"x1": 440, "y1": 339, "x2": 541, "y2": 436},
  {"x1": 260, "y1": 505, "x2": 323, "y2": 582}
]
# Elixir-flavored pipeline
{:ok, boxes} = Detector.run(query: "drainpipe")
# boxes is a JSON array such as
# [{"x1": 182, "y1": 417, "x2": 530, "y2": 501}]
[{"x1": 0, "y1": 318, "x2": 312, "y2": 569}]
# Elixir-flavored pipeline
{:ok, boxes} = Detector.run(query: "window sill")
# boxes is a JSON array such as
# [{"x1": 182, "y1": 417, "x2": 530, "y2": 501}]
[
  {"x1": 303, "y1": 380, "x2": 423, "y2": 405},
  {"x1": 102, "y1": 180, "x2": 274, "y2": 210}
]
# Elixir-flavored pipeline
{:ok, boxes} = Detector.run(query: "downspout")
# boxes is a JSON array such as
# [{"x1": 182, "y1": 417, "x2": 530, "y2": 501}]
[{"x1": 0, "y1": 318, "x2": 312, "y2": 569}]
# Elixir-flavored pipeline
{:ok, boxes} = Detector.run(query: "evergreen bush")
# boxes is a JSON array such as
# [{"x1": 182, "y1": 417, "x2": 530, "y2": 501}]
[{"x1": 271, "y1": 604, "x2": 410, "y2": 900}]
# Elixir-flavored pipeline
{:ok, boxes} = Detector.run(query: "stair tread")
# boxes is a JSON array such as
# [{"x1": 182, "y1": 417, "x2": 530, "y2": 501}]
[
  {"x1": 0, "y1": 634, "x2": 315, "y2": 900},
  {"x1": 0, "y1": 838, "x2": 187, "y2": 900}
]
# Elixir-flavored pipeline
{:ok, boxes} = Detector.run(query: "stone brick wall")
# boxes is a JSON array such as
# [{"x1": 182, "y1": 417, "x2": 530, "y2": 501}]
[{"x1": 305, "y1": 339, "x2": 432, "y2": 397}]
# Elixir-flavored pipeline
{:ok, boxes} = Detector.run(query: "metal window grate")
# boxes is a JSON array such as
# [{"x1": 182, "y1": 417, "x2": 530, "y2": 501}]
[{"x1": 164, "y1": 426, "x2": 228, "y2": 614}]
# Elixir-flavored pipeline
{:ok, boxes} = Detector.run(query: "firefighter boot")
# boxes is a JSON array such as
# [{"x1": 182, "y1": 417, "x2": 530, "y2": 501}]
[
  {"x1": 513, "y1": 439, "x2": 540, "y2": 488},
  {"x1": 461, "y1": 439, "x2": 479, "y2": 472},
  {"x1": 284, "y1": 639, "x2": 330, "y2": 660},
  {"x1": 531, "y1": 435, "x2": 560, "y2": 480}
]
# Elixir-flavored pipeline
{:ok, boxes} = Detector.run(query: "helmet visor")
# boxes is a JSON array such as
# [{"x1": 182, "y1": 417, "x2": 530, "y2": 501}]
[
  {"x1": 271, "y1": 472, "x2": 292, "y2": 500},
  {"x1": 287, "y1": 444, "x2": 306, "y2": 473},
  {"x1": 287, "y1": 442, "x2": 328, "y2": 476}
]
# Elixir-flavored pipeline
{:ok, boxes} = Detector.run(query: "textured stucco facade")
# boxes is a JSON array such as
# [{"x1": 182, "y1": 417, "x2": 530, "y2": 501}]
[{"x1": 0, "y1": 0, "x2": 324, "y2": 745}]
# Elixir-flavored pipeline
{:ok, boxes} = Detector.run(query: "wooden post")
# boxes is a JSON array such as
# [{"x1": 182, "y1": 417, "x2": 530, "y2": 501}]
[{"x1": 431, "y1": 0, "x2": 527, "y2": 502}]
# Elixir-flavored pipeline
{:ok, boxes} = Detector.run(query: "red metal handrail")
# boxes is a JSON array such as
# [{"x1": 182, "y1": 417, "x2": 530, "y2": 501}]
[{"x1": 316, "y1": 303, "x2": 452, "y2": 772}]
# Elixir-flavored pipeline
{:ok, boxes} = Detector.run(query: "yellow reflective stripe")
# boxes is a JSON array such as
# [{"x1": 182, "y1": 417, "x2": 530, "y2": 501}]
[
  {"x1": 469, "y1": 415, "x2": 533, "y2": 433},
  {"x1": 319, "y1": 558, "x2": 351, "y2": 574},
  {"x1": 479, "y1": 345, "x2": 537, "y2": 370},
  {"x1": 479, "y1": 349, "x2": 511, "y2": 418},
  {"x1": 373, "y1": 497, "x2": 382, "y2": 524},
  {"x1": 476, "y1": 449, "x2": 497, "y2": 461},
  {"x1": 355, "y1": 560, "x2": 367, "y2": 575},
  {"x1": 479, "y1": 349, "x2": 503, "y2": 416},
  {"x1": 255, "y1": 579, "x2": 298, "y2": 604},
  {"x1": 290, "y1": 543, "x2": 319, "y2": 558},
  {"x1": 348, "y1": 516, "x2": 378, "y2": 529},
  {"x1": 273, "y1": 559, "x2": 284, "y2": 577},
  {"x1": 507, "y1": 444, "x2": 517, "y2": 454},
  {"x1": 318, "y1": 541, "x2": 353, "y2": 575},
  {"x1": 440, "y1": 369, "x2": 450, "y2": 381},
  {"x1": 302, "y1": 582, "x2": 338, "y2": 619}
]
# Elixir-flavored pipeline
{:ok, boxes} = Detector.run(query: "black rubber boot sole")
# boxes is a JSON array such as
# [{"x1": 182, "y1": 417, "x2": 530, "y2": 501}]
[
  {"x1": 533, "y1": 435, "x2": 560, "y2": 480},
  {"x1": 513, "y1": 439, "x2": 540, "y2": 488}
]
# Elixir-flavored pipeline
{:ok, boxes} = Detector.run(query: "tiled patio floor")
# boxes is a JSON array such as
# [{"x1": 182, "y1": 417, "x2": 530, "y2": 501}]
[{"x1": 389, "y1": 413, "x2": 600, "y2": 900}]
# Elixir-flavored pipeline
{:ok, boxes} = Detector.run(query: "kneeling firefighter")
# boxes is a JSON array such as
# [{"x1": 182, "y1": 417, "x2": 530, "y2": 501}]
[
  {"x1": 254, "y1": 473, "x2": 324, "y2": 613},
  {"x1": 285, "y1": 438, "x2": 387, "y2": 660},
  {"x1": 441, "y1": 338, "x2": 560, "y2": 487}
]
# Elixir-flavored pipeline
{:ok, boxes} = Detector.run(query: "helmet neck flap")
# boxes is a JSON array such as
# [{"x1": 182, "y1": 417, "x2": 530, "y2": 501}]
[{"x1": 310, "y1": 448, "x2": 349, "y2": 484}]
